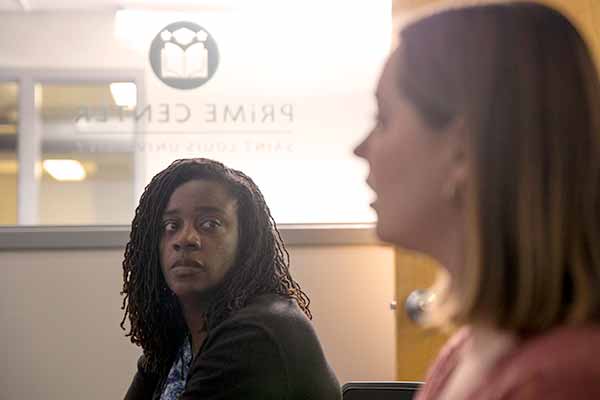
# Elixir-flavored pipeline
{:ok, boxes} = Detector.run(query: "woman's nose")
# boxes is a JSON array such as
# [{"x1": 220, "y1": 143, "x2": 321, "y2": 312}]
[
  {"x1": 173, "y1": 226, "x2": 201, "y2": 251},
  {"x1": 354, "y1": 135, "x2": 368, "y2": 158}
]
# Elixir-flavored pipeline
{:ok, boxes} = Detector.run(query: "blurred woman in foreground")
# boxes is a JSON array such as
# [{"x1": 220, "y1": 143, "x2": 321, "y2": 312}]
[{"x1": 355, "y1": 2, "x2": 600, "y2": 399}]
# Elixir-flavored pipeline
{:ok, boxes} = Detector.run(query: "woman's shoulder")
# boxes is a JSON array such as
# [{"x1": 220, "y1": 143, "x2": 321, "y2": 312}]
[
  {"x1": 226, "y1": 293, "x2": 311, "y2": 331},
  {"x1": 199, "y1": 294, "x2": 308, "y2": 368},
  {"x1": 479, "y1": 324, "x2": 600, "y2": 399},
  {"x1": 505, "y1": 323, "x2": 600, "y2": 375},
  {"x1": 205, "y1": 294, "x2": 316, "y2": 351},
  {"x1": 203, "y1": 293, "x2": 340, "y2": 398},
  {"x1": 415, "y1": 328, "x2": 471, "y2": 399},
  {"x1": 214, "y1": 293, "x2": 329, "y2": 365}
]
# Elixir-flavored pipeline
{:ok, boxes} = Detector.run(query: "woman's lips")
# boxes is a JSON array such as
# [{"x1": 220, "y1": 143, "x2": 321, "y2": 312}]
[
  {"x1": 172, "y1": 259, "x2": 205, "y2": 270},
  {"x1": 366, "y1": 177, "x2": 377, "y2": 208},
  {"x1": 172, "y1": 266, "x2": 202, "y2": 276}
]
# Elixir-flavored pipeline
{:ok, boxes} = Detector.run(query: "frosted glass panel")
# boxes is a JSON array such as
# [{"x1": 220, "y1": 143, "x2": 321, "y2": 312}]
[
  {"x1": 0, "y1": 82, "x2": 18, "y2": 225},
  {"x1": 36, "y1": 83, "x2": 136, "y2": 225}
]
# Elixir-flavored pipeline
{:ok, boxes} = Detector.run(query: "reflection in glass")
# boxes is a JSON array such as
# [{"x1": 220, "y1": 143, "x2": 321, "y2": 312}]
[
  {"x1": 0, "y1": 82, "x2": 18, "y2": 225},
  {"x1": 36, "y1": 83, "x2": 136, "y2": 225}
]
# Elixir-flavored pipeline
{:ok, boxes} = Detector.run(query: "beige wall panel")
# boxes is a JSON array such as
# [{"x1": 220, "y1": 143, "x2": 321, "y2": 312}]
[{"x1": 0, "y1": 244, "x2": 396, "y2": 399}]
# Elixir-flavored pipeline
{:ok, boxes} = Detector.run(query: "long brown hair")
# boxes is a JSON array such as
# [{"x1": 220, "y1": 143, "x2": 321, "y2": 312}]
[{"x1": 398, "y1": 2, "x2": 600, "y2": 334}]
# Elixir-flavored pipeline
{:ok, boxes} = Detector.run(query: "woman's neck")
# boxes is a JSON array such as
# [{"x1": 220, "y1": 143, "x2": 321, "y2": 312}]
[
  {"x1": 438, "y1": 323, "x2": 517, "y2": 400},
  {"x1": 179, "y1": 300, "x2": 208, "y2": 356},
  {"x1": 467, "y1": 323, "x2": 517, "y2": 364}
]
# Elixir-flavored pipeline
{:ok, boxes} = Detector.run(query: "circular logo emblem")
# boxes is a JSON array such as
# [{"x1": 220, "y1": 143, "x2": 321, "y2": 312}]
[{"x1": 149, "y1": 21, "x2": 219, "y2": 90}]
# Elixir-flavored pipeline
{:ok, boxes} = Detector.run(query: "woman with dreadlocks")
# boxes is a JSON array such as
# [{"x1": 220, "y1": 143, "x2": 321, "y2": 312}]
[{"x1": 121, "y1": 158, "x2": 340, "y2": 400}]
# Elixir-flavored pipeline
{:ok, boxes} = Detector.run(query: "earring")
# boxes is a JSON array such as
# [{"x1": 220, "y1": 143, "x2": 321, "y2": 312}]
[{"x1": 443, "y1": 181, "x2": 459, "y2": 201}]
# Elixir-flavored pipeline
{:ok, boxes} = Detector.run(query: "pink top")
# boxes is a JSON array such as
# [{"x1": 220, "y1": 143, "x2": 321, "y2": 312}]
[{"x1": 416, "y1": 324, "x2": 600, "y2": 400}]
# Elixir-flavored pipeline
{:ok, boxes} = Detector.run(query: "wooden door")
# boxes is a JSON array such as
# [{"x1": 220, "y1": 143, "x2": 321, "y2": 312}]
[{"x1": 394, "y1": 248, "x2": 449, "y2": 381}]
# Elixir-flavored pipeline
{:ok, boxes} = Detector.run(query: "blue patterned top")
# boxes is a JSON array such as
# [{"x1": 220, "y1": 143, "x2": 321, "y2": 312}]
[{"x1": 159, "y1": 336, "x2": 193, "y2": 400}]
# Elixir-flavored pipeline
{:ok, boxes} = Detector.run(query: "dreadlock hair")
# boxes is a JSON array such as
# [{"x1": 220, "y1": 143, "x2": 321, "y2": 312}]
[{"x1": 120, "y1": 158, "x2": 311, "y2": 376}]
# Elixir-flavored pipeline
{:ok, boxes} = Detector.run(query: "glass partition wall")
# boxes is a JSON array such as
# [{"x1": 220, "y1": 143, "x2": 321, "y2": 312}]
[
  {"x1": 0, "y1": 82, "x2": 18, "y2": 225},
  {"x1": 0, "y1": 1, "x2": 390, "y2": 226},
  {"x1": 36, "y1": 83, "x2": 136, "y2": 225},
  {"x1": 0, "y1": 74, "x2": 140, "y2": 226}
]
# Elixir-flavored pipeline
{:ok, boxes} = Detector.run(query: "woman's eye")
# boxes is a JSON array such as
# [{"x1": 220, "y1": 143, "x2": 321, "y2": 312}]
[
  {"x1": 200, "y1": 219, "x2": 221, "y2": 231},
  {"x1": 163, "y1": 221, "x2": 178, "y2": 232}
]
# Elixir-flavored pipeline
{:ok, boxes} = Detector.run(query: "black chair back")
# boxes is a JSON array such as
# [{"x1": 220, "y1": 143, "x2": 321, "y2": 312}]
[{"x1": 342, "y1": 381, "x2": 422, "y2": 400}]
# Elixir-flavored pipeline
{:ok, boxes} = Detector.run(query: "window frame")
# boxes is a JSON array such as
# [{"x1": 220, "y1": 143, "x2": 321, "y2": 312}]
[{"x1": 0, "y1": 68, "x2": 146, "y2": 225}]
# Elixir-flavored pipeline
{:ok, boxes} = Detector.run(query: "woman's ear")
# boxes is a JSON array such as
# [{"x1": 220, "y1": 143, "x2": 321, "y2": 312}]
[{"x1": 442, "y1": 116, "x2": 470, "y2": 203}]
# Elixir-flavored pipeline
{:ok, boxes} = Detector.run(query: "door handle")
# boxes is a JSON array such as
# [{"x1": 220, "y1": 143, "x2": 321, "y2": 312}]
[{"x1": 404, "y1": 289, "x2": 434, "y2": 325}]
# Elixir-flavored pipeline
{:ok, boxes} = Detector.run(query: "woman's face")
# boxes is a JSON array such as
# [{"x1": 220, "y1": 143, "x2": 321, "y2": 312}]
[
  {"x1": 354, "y1": 49, "x2": 459, "y2": 253},
  {"x1": 159, "y1": 179, "x2": 240, "y2": 301}
]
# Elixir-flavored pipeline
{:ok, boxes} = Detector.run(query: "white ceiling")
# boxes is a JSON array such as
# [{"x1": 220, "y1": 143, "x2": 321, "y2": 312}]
[
  {"x1": 0, "y1": 0, "x2": 426, "y2": 13},
  {"x1": 0, "y1": 0, "x2": 116, "y2": 11},
  {"x1": 0, "y1": 0, "x2": 235, "y2": 12},
  {"x1": 0, "y1": 0, "x2": 20, "y2": 11},
  {"x1": 28, "y1": 0, "x2": 121, "y2": 10},
  {"x1": 2, "y1": 0, "x2": 532, "y2": 13}
]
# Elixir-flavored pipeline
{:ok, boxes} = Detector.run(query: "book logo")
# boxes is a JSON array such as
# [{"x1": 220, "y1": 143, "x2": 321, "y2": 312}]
[{"x1": 149, "y1": 22, "x2": 219, "y2": 90}]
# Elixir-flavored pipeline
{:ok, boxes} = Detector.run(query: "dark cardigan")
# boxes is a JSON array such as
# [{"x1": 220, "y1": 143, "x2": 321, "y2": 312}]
[{"x1": 124, "y1": 294, "x2": 341, "y2": 400}]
